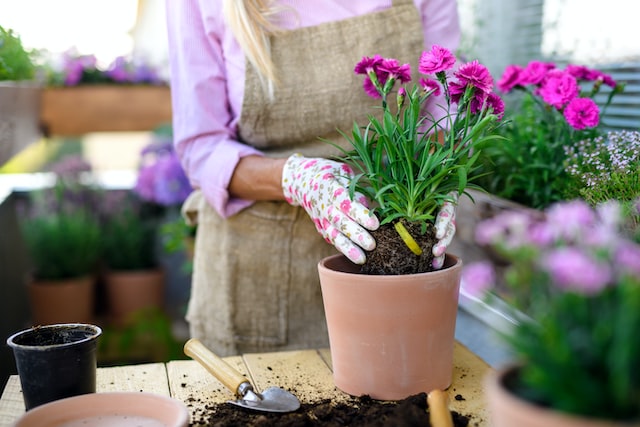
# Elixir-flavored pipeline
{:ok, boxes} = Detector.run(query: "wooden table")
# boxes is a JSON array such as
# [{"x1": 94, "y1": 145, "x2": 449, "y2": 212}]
[{"x1": 0, "y1": 343, "x2": 491, "y2": 426}]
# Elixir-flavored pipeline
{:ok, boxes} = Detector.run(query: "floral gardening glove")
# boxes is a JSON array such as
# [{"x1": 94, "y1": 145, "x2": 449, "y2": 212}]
[
  {"x1": 282, "y1": 153, "x2": 379, "y2": 264},
  {"x1": 432, "y1": 193, "x2": 458, "y2": 269}
]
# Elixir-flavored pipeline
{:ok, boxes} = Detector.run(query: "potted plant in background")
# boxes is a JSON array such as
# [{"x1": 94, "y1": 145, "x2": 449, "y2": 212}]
[
  {"x1": 101, "y1": 130, "x2": 192, "y2": 325},
  {"x1": 20, "y1": 156, "x2": 102, "y2": 325},
  {"x1": 314, "y1": 45, "x2": 504, "y2": 400},
  {"x1": 462, "y1": 198, "x2": 640, "y2": 426},
  {"x1": 100, "y1": 191, "x2": 164, "y2": 327},
  {"x1": 451, "y1": 60, "x2": 627, "y2": 311},
  {"x1": 0, "y1": 25, "x2": 42, "y2": 165}
]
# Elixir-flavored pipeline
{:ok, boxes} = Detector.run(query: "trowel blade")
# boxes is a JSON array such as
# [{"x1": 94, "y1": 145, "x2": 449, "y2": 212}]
[{"x1": 227, "y1": 386, "x2": 300, "y2": 413}]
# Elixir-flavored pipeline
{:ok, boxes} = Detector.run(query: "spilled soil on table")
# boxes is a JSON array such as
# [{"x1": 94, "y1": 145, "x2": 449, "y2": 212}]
[{"x1": 188, "y1": 392, "x2": 470, "y2": 427}]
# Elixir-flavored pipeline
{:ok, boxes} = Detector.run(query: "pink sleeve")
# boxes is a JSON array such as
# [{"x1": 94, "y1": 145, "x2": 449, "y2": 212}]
[
  {"x1": 165, "y1": 0, "x2": 262, "y2": 218},
  {"x1": 415, "y1": 0, "x2": 461, "y2": 124},
  {"x1": 416, "y1": 0, "x2": 461, "y2": 53}
]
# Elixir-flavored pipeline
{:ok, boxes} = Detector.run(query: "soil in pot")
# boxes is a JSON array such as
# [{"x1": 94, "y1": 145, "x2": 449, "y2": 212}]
[
  {"x1": 363, "y1": 219, "x2": 437, "y2": 275},
  {"x1": 187, "y1": 392, "x2": 470, "y2": 426}
]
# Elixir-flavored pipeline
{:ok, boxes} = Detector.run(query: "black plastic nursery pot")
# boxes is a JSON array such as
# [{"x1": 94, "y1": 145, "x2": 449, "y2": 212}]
[{"x1": 6, "y1": 323, "x2": 102, "y2": 410}]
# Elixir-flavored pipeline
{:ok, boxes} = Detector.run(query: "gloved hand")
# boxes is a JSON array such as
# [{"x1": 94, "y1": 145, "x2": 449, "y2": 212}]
[
  {"x1": 282, "y1": 153, "x2": 379, "y2": 264},
  {"x1": 432, "y1": 193, "x2": 458, "y2": 269}
]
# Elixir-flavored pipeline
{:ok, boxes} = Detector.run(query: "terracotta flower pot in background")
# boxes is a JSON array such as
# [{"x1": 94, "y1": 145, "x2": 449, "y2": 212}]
[
  {"x1": 484, "y1": 365, "x2": 635, "y2": 427},
  {"x1": 317, "y1": 253, "x2": 462, "y2": 401},
  {"x1": 27, "y1": 276, "x2": 95, "y2": 326},
  {"x1": 104, "y1": 268, "x2": 165, "y2": 326}
]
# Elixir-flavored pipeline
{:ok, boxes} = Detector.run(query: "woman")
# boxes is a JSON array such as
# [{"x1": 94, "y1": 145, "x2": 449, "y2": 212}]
[{"x1": 166, "y1": 0, "x2": 461, "y2": 356}]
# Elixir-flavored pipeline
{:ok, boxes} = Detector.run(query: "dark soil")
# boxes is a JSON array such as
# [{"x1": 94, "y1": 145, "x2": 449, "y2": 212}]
[
  {"x1": 191, "y1": 392, "x2": 469, "y2": 427},
  {"x1": 361, "y1": 219, "x2": 437, "y2": 275}
]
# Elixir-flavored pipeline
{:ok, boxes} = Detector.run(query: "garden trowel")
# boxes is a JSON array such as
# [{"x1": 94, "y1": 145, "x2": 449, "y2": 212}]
[{"x1": 183, "y1": 338, "x2": 300, "y2": 413}]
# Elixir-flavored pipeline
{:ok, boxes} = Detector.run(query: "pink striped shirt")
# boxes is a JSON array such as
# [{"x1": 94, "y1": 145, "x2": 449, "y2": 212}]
[{"x1": 165, "y1": 0, "x2": 460, "y2": 217}]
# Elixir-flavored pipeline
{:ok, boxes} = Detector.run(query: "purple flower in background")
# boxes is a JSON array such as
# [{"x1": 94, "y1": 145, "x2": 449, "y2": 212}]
[
  {"x1": 134, "y1": 140, "x2": 192, "y2": 207},
  {"x1": 542, "y1": 247, "x2": 612, "y2": 295},
  {"x1": 104, "y1": 56, "x2": 130, "y2": 82},
  {"x1": 153, "y1": 154, "x2": 192, "y2": 206},
  {"x1": 461, "y1": 261, "x2": 495, "y2": 297}
]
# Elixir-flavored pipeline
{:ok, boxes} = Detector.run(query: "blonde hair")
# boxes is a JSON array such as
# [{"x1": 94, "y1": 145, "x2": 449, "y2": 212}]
[{"x1": 223, "y1": 0, "x2": 283, "y2": 95}]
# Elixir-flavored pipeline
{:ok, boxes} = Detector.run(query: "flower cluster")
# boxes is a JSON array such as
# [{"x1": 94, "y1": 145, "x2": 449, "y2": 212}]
[
  {"x1": 463, "y1": 199, "x2": 640, "y2": 420},
  {"x1": 497, "y1": 61, "x2": 618, "y2": 130},
  {"x1": 337, "y1": 45, "x2": 504, "y2": 229},
  {"x1": 477, "y1": 60, "x2": 625, "y2": 209},
  {"x1": 563, "y1": 130, "x2": 640, "y2": 206},
  {"x1": 47, "y1": 48, "x2": 165, "y2": 87},
  {"x1": 134, "y1": 137, "x2": 192, "y2": 207}
]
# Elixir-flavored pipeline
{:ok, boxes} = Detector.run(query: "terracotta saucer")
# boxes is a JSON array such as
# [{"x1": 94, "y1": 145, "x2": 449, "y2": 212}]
[{"x1": 14, "y1": 392, "x2": 189, "y2": 427}]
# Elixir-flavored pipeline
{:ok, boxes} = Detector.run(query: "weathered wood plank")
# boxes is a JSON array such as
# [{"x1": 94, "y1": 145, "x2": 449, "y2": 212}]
[
  {"x1": 0, "y1": 376, "x2": 23, "y2": 427},
  {"x1": 96, "y1": 363, "x2": 169, "y2": 394},
  {"x1": 448, "y1": 342, "x2": 491, "y2": 426},
  {"x1": 242, "y1": 349, "x2": 346, "y2": 404}
]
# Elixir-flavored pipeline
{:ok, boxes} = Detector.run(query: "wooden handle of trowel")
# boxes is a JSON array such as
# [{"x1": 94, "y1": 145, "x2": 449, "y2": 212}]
[
  {"x1": 184, "y1": 338, "x2": 248, "y2": 396},
  {"x1": 428, "y1": 389, "x2": 454, "y2": 427}
]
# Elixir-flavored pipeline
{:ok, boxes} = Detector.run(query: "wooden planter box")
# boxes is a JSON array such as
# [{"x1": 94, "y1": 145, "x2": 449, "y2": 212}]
[
  {"x1": 0, "y1": 82, "x2": 42, "y2": 166},
  {"x1": 40, "y1": 85, "x2": 172, "y2": 136}
]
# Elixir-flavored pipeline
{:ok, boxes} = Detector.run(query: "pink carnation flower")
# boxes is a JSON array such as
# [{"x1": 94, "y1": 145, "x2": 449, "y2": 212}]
[
  {"x1": 563, "y1": 97, "x2": 600, "y2": 130},
  {"x1": 497, "y1": 64, "x2": 523, "y2": 93},
  {"x1": 418, "y1": 45, "x2": 456, "y2": 75},
  {"x1": 537, "y1": 71, "x2": 579, "y2": 109}
]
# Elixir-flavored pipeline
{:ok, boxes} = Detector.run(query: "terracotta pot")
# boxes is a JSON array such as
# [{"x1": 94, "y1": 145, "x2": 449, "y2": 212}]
[
  {"x1": 27, "y1": 276, "x2": 95, "y2": 325},
  {"x1": 104, "y1": 269, "x2": 165, "y2": 325},
  {"x1": 317, "y1": 253, "x2": 462, "y2": 400},
  {"x1": 485, "y1": 365, "x2": 637, "y2": 427}
]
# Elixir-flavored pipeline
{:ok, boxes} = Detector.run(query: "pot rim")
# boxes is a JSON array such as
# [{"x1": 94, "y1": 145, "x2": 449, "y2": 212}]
[
  {"x1": 318, "y1": 253, "x2": 462, "y2": 281},
  {"x1": 6, "y1": 323, "x2": 102, "y2": 350},
  {"x1": 485, "y1": 364, "x2": 635, "y2": 426}
]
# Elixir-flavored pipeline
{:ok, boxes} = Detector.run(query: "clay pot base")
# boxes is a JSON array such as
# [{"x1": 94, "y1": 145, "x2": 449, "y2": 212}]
[{"x1": 189, "y1": 393, "x2": 470, "y2": 426}]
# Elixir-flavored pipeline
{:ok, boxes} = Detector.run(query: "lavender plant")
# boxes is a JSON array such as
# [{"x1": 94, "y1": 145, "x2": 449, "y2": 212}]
[
  {"x1": 463, "y1": 199, "x2": 640, "y2": 421},
  {"x1": 45, "y1": 48, "x2": 165, "y2": 86}
]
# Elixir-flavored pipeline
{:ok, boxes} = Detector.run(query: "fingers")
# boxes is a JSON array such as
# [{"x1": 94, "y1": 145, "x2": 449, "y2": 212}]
[
  {"x1": 433, "y1": 219, "x2": 456, "y2": 257},
  {"x1": 434, "y1": 201, "x2": 456, "y2": 239},
  {"x1": 329, "y1": 207, "x2": 376, "y2": 251},
  {"x1": 432, "y1": 254, "x2": 445, "y2": 269},
  {"x1": 333, "y1": 233, "x2": 367, "y2": 265}
]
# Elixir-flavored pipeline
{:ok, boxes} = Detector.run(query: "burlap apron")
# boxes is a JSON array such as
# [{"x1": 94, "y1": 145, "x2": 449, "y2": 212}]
[{"x1": 182, "y1": 0, "x2": 424, "y2": 356}]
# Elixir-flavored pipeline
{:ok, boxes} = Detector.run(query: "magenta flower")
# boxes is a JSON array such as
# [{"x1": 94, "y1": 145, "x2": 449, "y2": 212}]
[
  {"x1": 379, "y1": 58, "x2": 412, "y2": 83},
  {"x1": 454, "y1": 60, "x2": 494, "y2": 94},
  {"x1": 419, "y1": 78, "x2": 441, "y2": 96},
  {"x1": 563, "y1": 97, "x2": 600, "y2": 130},
  {"x1": 545, "y1": 199, "x2": 596, "y2": 240},
  {"x1": 354, "y1": 55, "x2": 384, "y2": 75},
  {"x1": 418, "y1": 45, "x2": 456, "y2": 75},
  {"x1": 537, "y1": 70, "x2": 579, "y2": 109},
  {"x1": 542, "y1": 248, "x2": 612, "y2": 295},
  {"x1": 520, "y1": 60, "x2": 555, "y2": 85},
  {"x1": 485, "y1": 92, "x2": 505, "y2": 119},
  {"x1": 497, "y1": 64, "x2": 523, "y2": 93}
]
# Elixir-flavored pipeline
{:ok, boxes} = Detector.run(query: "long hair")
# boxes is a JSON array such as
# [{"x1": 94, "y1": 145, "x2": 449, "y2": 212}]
[{"x1": 222, "y1": 0, "x2": 283, "y2": 96}]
